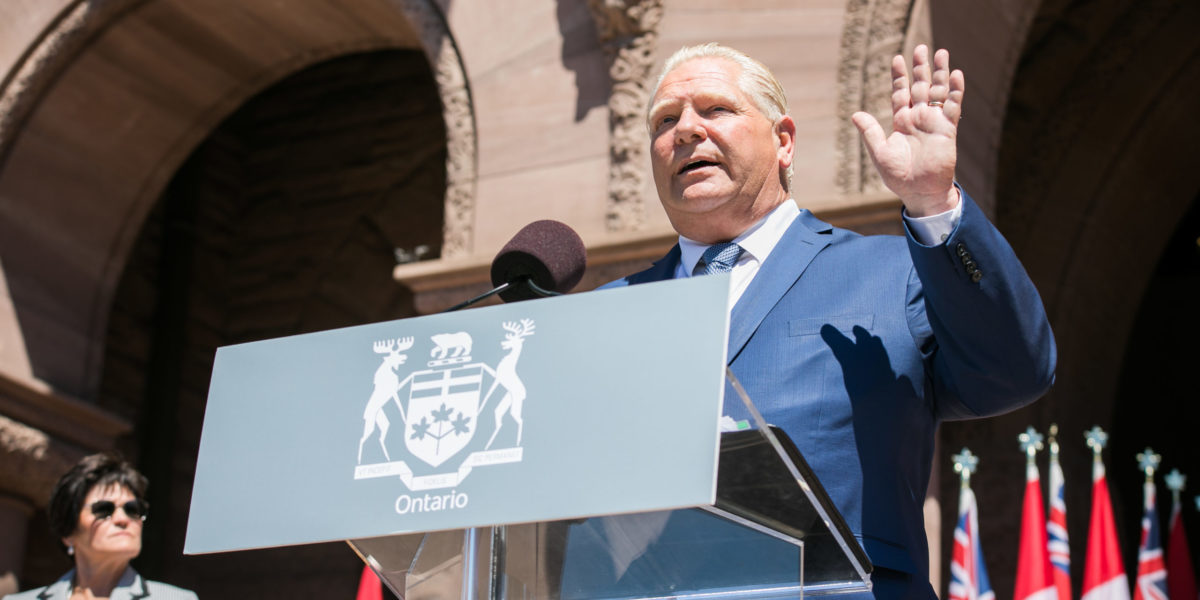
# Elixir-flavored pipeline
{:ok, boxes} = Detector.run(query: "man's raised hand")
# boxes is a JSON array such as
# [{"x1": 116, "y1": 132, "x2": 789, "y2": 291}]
[{"x1": 851, "y1": 44, "x2": 964, "y2": 217}]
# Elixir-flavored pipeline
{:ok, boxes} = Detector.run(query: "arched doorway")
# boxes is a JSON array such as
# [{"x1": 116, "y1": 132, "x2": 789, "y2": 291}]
[
  {"x1": 90, "y1": 49, "x2": 444, "y2": 596},
  {"x1": 936, "y1": 0, "x2": 1200, "y2": 596},
  {"x1": 1, "y1": 1, "x2": 464, "y2": 595}
]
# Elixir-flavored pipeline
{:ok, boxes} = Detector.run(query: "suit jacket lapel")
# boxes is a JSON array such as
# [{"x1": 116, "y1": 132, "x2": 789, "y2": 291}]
[
  {"x1": 624, "y1": 244, "x2": 681, "y2": 285},
  {"x1": 726, "y1": 210, "x2": 831, "y2": 363}
]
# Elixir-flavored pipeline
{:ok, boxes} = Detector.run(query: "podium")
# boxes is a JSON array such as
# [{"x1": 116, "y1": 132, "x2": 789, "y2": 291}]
[{"x1": 186, "y1": 275, "x2": 871, "y2": 599}]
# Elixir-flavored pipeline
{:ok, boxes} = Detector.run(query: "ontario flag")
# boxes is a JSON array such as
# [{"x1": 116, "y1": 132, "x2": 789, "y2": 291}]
[
  {"x1": 1134, "y1": 479, "x2": 1169, "y2": 600},
  {"x1": 951, "y1": 483, "x2": 996, "y2": 600},
  {"x1": 1016, "y1": 460, "x2": 1058, "y2": 600},
  {"x1": 1048, "y1": 450, "x2": 1073, "y2": 600},
  {"x1": 1166, "y1": 478, "x2": 1197, "y2": 600},
  {"x1": 1082, "y1": 458, "x2": 1130, "y2": 600}
]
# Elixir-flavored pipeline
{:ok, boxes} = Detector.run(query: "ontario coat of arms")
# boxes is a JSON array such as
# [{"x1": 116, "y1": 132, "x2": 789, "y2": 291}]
[{"x1": 351, "y1": 319, "x2": 534, "y2": 491}]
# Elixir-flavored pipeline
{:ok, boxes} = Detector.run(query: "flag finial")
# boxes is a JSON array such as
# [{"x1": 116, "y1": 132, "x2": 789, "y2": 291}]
[
  {"x1": 1018, "y1": 426, "x2": 1044, "y2": 463},
  {"x1": 1085, "y1": 426, "x2": 1108, "y2": 461},
  {"x1": 953, "y1": 447, "x2": 979, "y2": 487},
  {"x1": 1048, "y1": 423, "x2": 1060, "y2": 458},
  {"x1": 1166, "y1": 469, "x2": 1186, "y2": 493},
  {"x1": 1167, "y1": 469, "x2": 1186, "y2": 506},
  {"x1": 1137, "y1": 447, "x2": 1162, "y2": 482}
]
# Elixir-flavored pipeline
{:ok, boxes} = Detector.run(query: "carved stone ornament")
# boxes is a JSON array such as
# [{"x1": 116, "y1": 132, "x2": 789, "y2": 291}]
[
  {"x1": 836, "y1": 0, "x2": 918, "y2": 195},
  {"x1": 389, "y1": 0, "x2": 479, "y2": 258},
  {"x1": 587, "y1": 0, "x2": 664, "y2": 232}
]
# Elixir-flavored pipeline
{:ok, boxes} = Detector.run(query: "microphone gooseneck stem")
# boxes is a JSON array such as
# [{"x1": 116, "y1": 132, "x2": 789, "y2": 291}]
[
  {"x1": 443, "y1": 282, "x2": 511, "y2": 313},
  {"x1": 441, "y1": 277, "x2": 561, "y2": 313}
]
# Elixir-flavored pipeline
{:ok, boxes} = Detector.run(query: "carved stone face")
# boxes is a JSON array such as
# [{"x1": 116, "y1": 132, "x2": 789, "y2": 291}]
[{"x1": 647, "y1": 57, "x2": 794, "y2": 244}]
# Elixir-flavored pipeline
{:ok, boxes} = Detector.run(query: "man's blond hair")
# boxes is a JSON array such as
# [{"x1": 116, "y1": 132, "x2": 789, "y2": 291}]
[{"x1": 650, "y1": 43, "x2": 789, "y2": 126}]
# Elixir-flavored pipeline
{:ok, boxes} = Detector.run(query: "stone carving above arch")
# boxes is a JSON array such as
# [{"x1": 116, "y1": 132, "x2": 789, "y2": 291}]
[
  {"x1": 835, "y1": 0, "x2": 924, "y2": 195},
  {"x1": 587, "y1": 0, "x2": 663, "y2": 232},
  {"x1": 388, "y1": 0, "x2": 478, "y2": 258},
  {"x1": 0, "y1": 0, "x2": 150, "y2": 164}
]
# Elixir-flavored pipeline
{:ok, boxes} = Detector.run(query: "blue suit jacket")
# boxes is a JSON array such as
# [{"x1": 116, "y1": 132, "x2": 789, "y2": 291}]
[{"x1": 600, "y1": 191, "x2": 1057, "y2": 599}]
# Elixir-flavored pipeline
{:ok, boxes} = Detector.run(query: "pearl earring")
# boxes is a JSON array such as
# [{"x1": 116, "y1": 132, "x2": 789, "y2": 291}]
[{"x1": 67, "y1": 545, "x2": 74, "y2": 556}]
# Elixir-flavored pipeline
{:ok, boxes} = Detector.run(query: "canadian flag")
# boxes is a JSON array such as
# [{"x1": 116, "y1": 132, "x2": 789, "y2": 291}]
[
  {"x1": 1081, "y1": 458, "x2": 1130, "y2": 600},
  {"x1": 1016, "y1": 460, "x2": 1058, "y2": 600},
  {"x1": 356, "y1": 564, "x2": 384, "y2": 600}
]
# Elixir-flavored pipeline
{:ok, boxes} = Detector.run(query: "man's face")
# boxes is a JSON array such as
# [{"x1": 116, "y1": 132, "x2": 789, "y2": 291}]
[{"x1": 648, "y1": 58, "x2": 794, "y2": 244}]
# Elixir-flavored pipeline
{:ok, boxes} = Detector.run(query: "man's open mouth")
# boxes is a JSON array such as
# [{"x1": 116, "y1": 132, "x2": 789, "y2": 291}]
[{"x1": 679, "y1": 159, "x2": 719, "y2": 174}]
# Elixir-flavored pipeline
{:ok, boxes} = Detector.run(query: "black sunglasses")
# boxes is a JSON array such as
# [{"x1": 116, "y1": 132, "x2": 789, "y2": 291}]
[{"x1": 88, "y1": 499, "x2": 149, "y2": 521}]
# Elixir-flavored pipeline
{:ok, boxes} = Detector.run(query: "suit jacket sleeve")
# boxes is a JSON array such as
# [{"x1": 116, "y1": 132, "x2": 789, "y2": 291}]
[{"x1": 904, "y1": 188, "x2": 1057, "y2": 420}]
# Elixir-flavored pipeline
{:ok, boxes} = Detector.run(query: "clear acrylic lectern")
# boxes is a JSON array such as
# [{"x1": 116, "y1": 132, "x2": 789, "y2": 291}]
[{"x1": 348, "y1": 371, "x2": 872, "y2": 599}]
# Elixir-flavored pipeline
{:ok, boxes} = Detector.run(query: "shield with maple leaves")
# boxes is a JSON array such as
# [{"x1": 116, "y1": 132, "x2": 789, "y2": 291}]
[{"x1": 403, "y1": 363, "x2": 483, "y2": 467}]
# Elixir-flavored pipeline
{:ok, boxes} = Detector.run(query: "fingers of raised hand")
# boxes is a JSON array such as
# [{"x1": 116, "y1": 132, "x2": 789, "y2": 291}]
[
  {"x1": 941, "y1": 68, "x2": 966, "y2": 123},
  {"x1": 909, "y1": 45, "x2": 933, "y2": 106},
  {"x1": 929, "y1": 49, "x2": 950, "y2": 104},
  {"x1": 890, "y1": 54, "x2": 911, "y2": 115}
]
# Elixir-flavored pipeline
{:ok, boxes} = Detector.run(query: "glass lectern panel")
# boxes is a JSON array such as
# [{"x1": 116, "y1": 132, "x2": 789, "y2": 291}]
[
  {"x1": 350, "y1": 428, "x2": 871, "y2": 599},
  {"x1": 348, "y1": 369, "x2": 871, "y2": 599}
]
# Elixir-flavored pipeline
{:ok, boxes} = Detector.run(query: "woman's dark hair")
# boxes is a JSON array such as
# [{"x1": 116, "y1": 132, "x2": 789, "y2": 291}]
[{"x1": 48, "y1": 452, "x2": 148, "y2": 550}]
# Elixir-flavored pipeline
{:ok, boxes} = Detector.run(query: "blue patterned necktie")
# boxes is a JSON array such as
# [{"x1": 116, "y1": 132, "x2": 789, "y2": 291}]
[{"x1": 695, "y1": 242, "x2": 744, "y2": 276}]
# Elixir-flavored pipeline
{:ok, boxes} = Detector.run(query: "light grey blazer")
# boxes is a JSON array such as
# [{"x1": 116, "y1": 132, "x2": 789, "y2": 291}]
[{"x1": 3, "y1": 567, "x2": 197, "y2": 600}]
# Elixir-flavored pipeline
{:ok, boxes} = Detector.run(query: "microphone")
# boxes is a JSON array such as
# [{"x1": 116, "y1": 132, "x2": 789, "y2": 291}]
[
  {"x1": 443, "y1": 220, "x2": 587, "y2": 311},
  {"x1": 491, "y1": 220, "x2": 587, "y2": 302}
]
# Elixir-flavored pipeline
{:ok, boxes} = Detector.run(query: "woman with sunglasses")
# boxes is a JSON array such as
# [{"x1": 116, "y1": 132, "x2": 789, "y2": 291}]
[{"x1": 3, "y1": 452, "x2": 197, "y2": 599}]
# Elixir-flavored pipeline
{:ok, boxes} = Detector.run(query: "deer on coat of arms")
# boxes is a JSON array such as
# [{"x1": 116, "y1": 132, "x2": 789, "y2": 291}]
[
  {"x1": 483, "y1": 319, "x2": 534, "y2": 449},
  {"x1": 357, "y1": 337, "x2": 414, "y2": 463}
]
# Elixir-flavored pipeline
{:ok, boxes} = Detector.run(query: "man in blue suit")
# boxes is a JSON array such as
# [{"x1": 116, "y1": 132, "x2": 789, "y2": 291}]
[{"x1": 600, "y1": 43, "x2": 1057, "y2": 599}]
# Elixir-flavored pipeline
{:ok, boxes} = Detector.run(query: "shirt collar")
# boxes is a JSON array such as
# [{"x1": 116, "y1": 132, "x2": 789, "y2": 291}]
[{"x1": 678, "y1": 199, "x2": 800, "y2": 275}]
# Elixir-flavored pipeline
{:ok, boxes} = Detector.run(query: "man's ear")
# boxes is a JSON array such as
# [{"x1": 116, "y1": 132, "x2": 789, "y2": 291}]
[{"x1": 775, "y1": 114, "x2": 796, "y2": 170}]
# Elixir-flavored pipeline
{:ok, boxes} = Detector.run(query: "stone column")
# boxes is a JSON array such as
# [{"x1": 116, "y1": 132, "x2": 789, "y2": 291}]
[{"x1": 0, "y1": 493, "x2": 33, "y2": 595}]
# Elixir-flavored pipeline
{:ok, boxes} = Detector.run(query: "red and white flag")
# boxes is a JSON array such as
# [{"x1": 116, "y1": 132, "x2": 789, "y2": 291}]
[
  {"x1": 1048, "y1": 444, "x2": 1073, "y2": 600},
  {"x1": 1165, "y1": 470, "x2": 1196, "y2": 600},
  {"x1": 1133, "y1": 477, "x2": 1168, "y2": 600},
  {"x1": 1081, "y1": 456, "x2": 1130, "y2": 600},
  {"x1": 356, "y1": 564, "x2": 384, "y2": 600},
  {"x1": 1016, "y1": 460, "x2": 1058, "y2": 600}
]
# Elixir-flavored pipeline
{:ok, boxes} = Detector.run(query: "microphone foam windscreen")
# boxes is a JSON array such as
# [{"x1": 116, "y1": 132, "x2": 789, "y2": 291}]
[{"x1": 490, "y1": 220, "x2": 587, "y2": 302}]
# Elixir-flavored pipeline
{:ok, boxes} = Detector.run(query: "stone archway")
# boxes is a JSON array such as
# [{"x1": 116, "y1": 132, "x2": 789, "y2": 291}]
[
  {"x1": 81, "y1": 47, "x2": 447, "y2": 596},
  {"x1": 0, "y1": 0, "x2": 474, "y2": 592},
  {"x1": 0, "y1": 0, "x2": 475, "y2": 403}
]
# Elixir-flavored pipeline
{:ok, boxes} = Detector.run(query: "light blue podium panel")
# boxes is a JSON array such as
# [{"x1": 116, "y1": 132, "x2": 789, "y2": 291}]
[{"x1": 187, "y1": 275, "x2": 871, "y2": 598}]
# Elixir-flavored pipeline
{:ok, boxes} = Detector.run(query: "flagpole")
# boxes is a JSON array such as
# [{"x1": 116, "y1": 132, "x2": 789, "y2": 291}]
[
  {"x1": 1165, "y1": 469, "x2": 1197, "y2": 600},
  {"x1": 1081, "y1": 426, "x2": 1130, "y2": 600},
  {"x1": 1015, "y1": 427, "x2": 1057, "y2": 600},
  {"x1": 1133, "y1": 448, "x2": 1167, "y2": 600},
  {"x1": 1047, "y1": 424, "x2": 1073, "y2": 600},
  {"x1": 951, "y1": 448, "x2": 995, "y2": 600}
]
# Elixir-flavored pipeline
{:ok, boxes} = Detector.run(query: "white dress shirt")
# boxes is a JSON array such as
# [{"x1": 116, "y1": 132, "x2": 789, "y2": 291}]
[{"x1": 675, "y1": 198, "x2": 962, "y2": 306}]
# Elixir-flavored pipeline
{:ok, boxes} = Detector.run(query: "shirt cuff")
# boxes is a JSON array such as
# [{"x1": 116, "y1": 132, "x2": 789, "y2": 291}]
[{"x1": 903, "y1": 197, "x2": 963, "y2": 246}]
